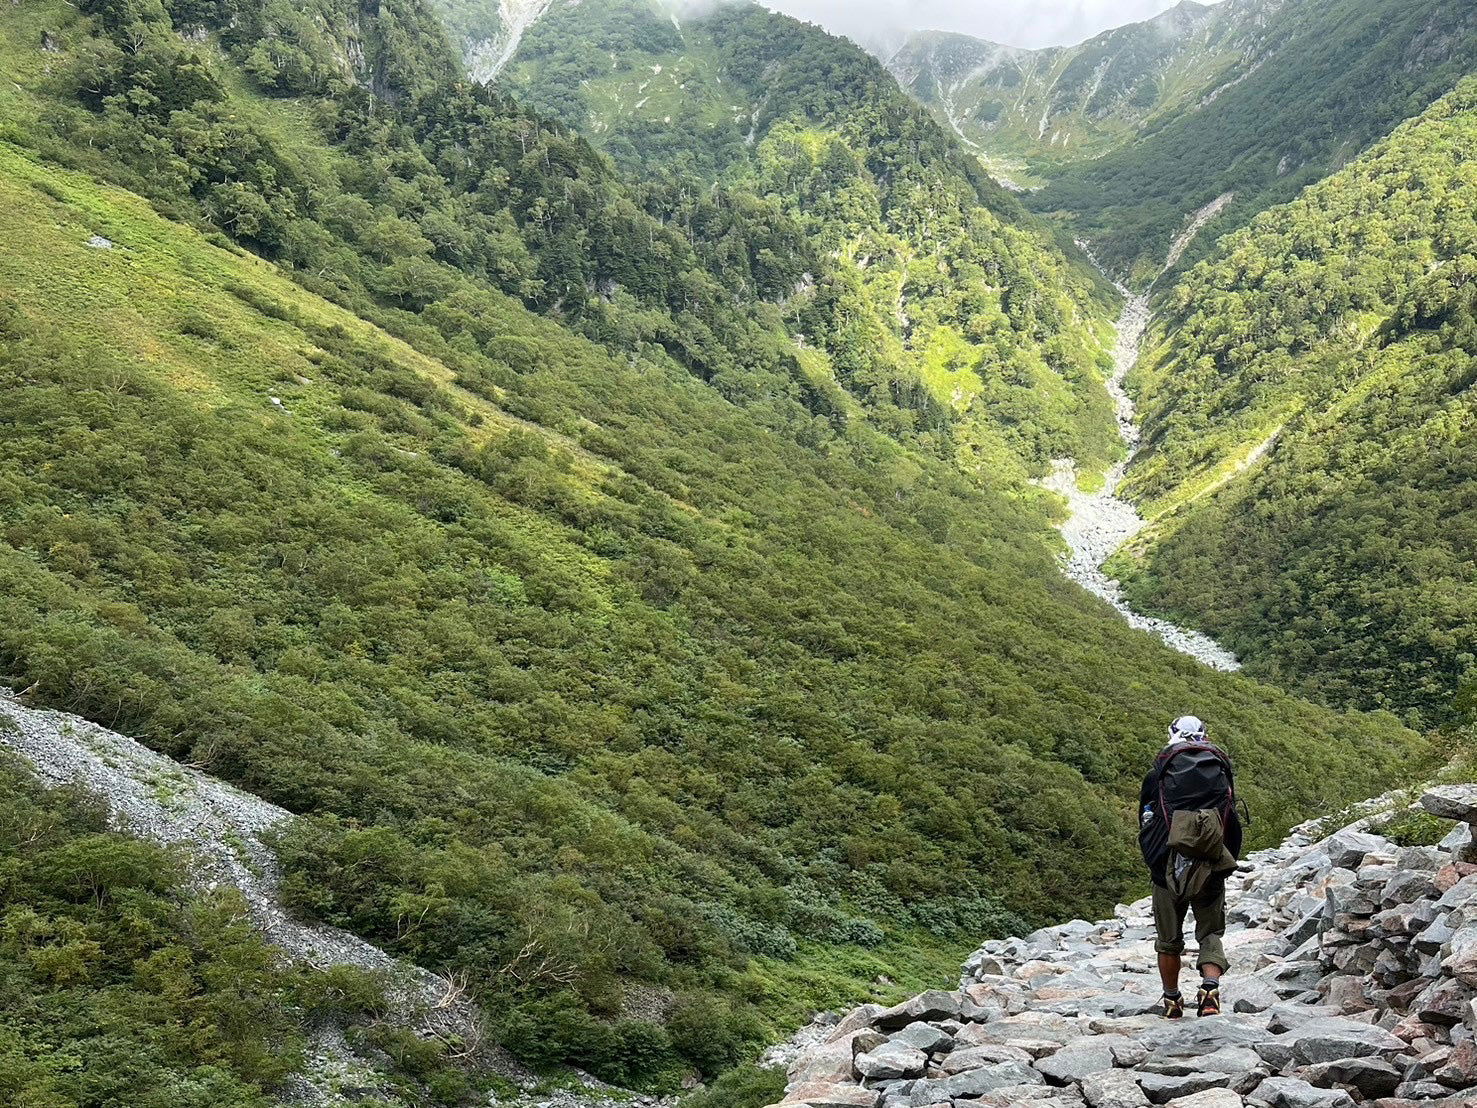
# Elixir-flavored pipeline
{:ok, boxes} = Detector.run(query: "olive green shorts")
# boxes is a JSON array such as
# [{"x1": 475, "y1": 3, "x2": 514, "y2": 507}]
[{"x1": 1152, "y1": 882, "x2": 1228, "y2": 972}]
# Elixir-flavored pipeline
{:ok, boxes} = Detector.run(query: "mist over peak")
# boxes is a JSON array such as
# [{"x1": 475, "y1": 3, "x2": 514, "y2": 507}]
[{"x1": 759, "y1": 0, "x2": 1219, "y2": 52}]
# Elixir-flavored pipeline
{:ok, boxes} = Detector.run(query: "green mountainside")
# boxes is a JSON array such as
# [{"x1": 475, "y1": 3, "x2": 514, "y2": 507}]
[
  {"x1": 885, "y1": 1, "x2": 1267, "y2": 187},
  {"x1": 488, "y1": 0, "x2": 1122, "y2": 481},
  {"x1": 890, "y1": 0, "x2": 1477, "y2": 286},
  {"x1": 0, "y1": 0, "x2": 1446, "y2": 1097},
  {"x1": 1032, "y1": 0, "x2": 1477, "y2": 284},
  {"x1": 1107, "y1": 77, "x2": 1477, "y2": 724}
]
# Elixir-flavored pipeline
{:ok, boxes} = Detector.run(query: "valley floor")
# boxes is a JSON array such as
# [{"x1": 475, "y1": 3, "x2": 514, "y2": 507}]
[{"x1": 1040, "y1": 289, "x2": 1239, "y2": 672}]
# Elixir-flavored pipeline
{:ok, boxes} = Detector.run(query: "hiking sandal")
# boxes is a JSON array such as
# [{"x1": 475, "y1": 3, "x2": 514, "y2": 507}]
[
  {"x1": 1161, "y1": 992, "x2": 1184, "y2": 1020},
  {"x1": 1196, "y1": 982, "x2": 1221, "y2": 1017}
]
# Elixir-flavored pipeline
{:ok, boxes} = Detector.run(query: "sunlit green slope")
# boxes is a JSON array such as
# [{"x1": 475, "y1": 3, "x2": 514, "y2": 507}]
[
  {"x1": 1025, "y1": 0, "x2": 1477, "y2": 284},
  {"x1": 1109, "y1": 78, "x2": 1477, "y2": 723},
  {"x1": 488, "y1": 0, "x2": 1125, "y2": 480},
  {"x1": 886, "y1": 2, "x2": 1265, "y2": 189}
]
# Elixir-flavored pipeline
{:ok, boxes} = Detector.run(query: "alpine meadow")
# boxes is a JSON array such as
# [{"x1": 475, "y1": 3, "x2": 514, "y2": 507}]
[{"x1": 0, "y1": 0, "x2": 1473, "y2": 1104}]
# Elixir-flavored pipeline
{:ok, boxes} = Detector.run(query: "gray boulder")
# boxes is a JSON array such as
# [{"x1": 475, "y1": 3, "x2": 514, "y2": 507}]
[
  {"x1": 1285, "y1": 1015, "x2": 1406, "y2": 1063},
  {"x1": 875, "y1": 991, "x2": 963, "y2": 1030},
  {"x1": 1249, "y1": 1076, "x2": 1354, "y2": 1108},
  {"x1": 783, "y1": 1083, "x2": 881, "y2": 1108},
  {"x1": 1382, "y1": 868, "x2": 1437, "y2": 907},
  {"x1": 1137, "y1": 1071, "x2": 1229, "y2": 1104},
  {"x1": 938, "y1": 1044, "x2": 1034, "y2": 1074},
  {"x1": 1324, "y1": 829, "x2": 1386, "y2": 869},
  {"x1": 1415, "y1": 915, "x2": 1456, "y2": 956},
  {"x1": 1436, "y1": 874, "x2": 1477, "y2": 911},
  {"x1": 1442, "y1": 929, "x2": 1477, "y2": 988},
  {"x1": 888, "y1": 1024, "x2": 953, "y2": 1054},
  {"x1": 1422, "y1": 785, "x2": 1477, "y2": 824},
  {"x1": 1164, "y1": 1094, "x2": 1242, "y2": 1108},
  {"x1": 1081, "y1": 1069, "x2": 1148, "y2": 1108},
  {"x1": 1296, "y1": 1055, "x2": 1401, "y2": 1097},
  {"x1": 1394, "y1": 1078, "x2": 1455, "y2": 1099},
  {"x1": 1140, "y1": 1046, "x2": 1259, "y2": 1077},
  {"x1": 1440, "y1": 821, "x2": 1474, "y2": 858},
  {"x1": 1035, "y1": 1036, "x2": 1129, "y2": 1085},
  {"x1": 1415, "y1": 977, "x2": 1475, "y2": 1025},
  {"x1": 854, "y1": 1042, "x2": 927, "y2": 1081},
  {"x1": 908, "y1": 1060, "x2": 1043, "y2": 1104}
]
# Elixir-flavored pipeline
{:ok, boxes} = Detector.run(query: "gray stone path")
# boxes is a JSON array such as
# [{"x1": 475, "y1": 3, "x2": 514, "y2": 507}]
[{"x1": 772, "y1": 788, "x2": 1477, "y2": 1108}]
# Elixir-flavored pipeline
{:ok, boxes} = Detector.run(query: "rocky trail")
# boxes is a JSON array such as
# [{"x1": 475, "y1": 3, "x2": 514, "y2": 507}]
[{"x1": 772, "y1": 785, "x2": 1477, "y2": 1108}]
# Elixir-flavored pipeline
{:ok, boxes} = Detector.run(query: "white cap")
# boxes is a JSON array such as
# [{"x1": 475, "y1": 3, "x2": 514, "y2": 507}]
[{"x1": 1168, "y1": 715, "x2": 1207, "y2": 744}]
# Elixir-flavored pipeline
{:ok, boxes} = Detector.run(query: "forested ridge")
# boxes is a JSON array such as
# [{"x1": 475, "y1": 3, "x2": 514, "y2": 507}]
[
  {"x1": 0, "y1": 0, "x2": 1446, "y2": 1099},
  {"x1": 889, "y1": 0, "x2": 1477, "y2": 286},
  {"x1": 495, "y1": 0, "x2": 1123, "y2": 479},
  {"x1": 1026, "y1": 0, "x2": 1477, "y2": 284},
  {"x1": 886, "y1": 1, "x2": 1265, "y2": 180},
  {"x1": 1110, "y1": 77, "x2": 1477, "y2": 725}
]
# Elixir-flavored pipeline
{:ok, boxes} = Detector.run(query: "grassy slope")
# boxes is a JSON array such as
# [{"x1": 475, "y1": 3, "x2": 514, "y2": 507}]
[
  {"x1": 0, "y1": 130, "x2": 974, "y2": 1043},
  {"x1": 0, "y1": 128, "x2": 1427, "y2": 1063}
]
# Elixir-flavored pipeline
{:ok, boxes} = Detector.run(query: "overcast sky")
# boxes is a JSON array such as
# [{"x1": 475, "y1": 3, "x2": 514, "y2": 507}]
[{"x1": 759, "y1": 0, "x2": 1216, "y2": 52}]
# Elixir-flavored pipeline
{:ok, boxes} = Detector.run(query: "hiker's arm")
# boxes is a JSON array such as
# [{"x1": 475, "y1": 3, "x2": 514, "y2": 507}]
[{"x1": 1226, "y1": 806, "x2": 1245, "y2": 859}]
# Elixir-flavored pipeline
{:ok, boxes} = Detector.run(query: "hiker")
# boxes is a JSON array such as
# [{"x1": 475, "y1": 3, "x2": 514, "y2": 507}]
[{"x1": 1138, "y1": 714, "x2": 1243, "y2": 1019}]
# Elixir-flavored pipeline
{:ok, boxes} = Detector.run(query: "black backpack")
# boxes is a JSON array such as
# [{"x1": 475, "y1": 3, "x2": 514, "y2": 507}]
[{"x1": 1139, "y1": 741, "x2": 1237, "y2": 885}]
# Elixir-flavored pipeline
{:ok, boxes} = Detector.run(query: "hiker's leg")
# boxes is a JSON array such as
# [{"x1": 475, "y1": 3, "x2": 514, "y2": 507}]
[
  {"x1": 1157, "y1": 951, "x2": 1182, "y2": 993},
  {"x1": 1192, "y1": 884, "x2": 1229, "y2": 978},
  {"x1": 1151, "y1": 884, "x2": 1188, "y2": 992}
]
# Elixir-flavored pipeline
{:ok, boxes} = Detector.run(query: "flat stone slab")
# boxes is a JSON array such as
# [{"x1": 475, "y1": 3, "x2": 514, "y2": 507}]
[
  {"x1": 1035, "y1": 1035, "x2": 1130, "y2": 1084},
  {"x1": 874, "y1": 991, "x2": 963, "y2": 1030},
  {"x1": 1165, "y1": 1092, "x2": 1243, "y2": 1108},
  {"x1": 1082, "y1": 1069, "x2": 1149, "y2": 1108},
  {"x1": 854, "y1": 1042, "x2": 927, "y2": 1081},
  {"x1": 783, "y1": 1083, "x2": 881, "y2": 1108},
  {"x1": 1250, "y1": 1075, "x2": 1354, "y2": 1107},
  {"x1": 1139, "y1": 1071, "x2": 1230, "y2": 1104},
  {"x1": 1422, "y1": 785, "x2": 1477, "y2": 824},
  {"x1": 1285, "y1": 1016, "x2": 1407, "y2": 1064}
]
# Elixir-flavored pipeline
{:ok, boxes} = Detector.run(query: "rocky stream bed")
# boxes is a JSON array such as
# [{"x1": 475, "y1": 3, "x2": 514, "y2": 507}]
[{"x1": 1041, "y1": 277, "x2": 1240, "y2": 672}]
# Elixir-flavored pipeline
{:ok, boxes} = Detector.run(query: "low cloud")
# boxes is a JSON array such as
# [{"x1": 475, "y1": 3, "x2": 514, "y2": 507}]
[{"x1": 758, "y1": 0, "x2": 1214, "y2": 53}]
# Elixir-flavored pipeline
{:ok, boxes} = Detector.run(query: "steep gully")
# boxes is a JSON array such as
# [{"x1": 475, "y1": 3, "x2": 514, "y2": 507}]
[
  {"x1": 467, "y1": 0, "x2": 556, "y2": 82},
  {"x1": 0, "y1": 691, "x2": 562, "y2": 1107},
  {"x1": 1040, "y1": 202, "x2": 1240, "y2": 672}
]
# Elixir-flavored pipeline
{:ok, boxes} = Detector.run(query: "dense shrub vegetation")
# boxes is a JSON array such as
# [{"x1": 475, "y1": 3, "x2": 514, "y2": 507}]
[
  {"x1": 1112, "y1": 79, "x2": 1477, "y2": 724},
  {"x1": 0, "y1": 742, "x2": 397, "y2": 1107},
  {"x1": 498, "y1": 0, "x2": 1122, "y2": 478}
]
